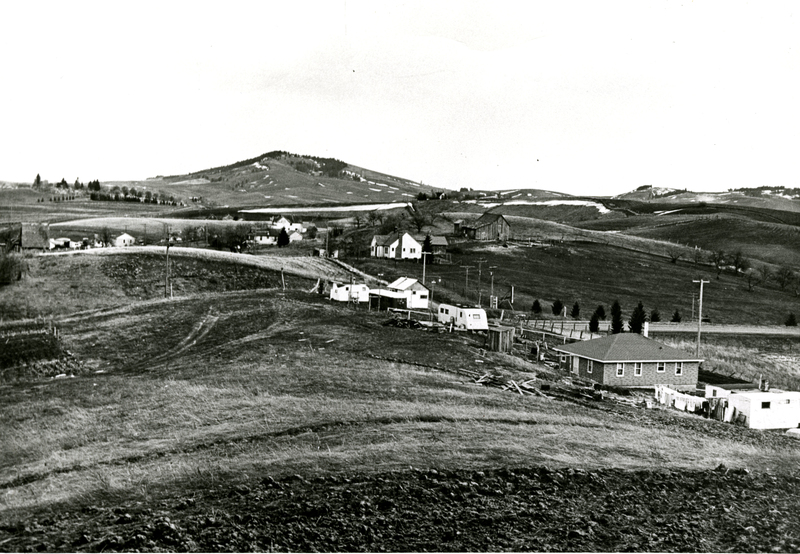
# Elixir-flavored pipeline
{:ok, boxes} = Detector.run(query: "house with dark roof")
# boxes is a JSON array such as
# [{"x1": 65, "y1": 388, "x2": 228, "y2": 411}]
[
  {"x1": 551, "y1": 333, "x2": 702, "y2": 390},
  {"x1": 460, "y1": 212, "x2": 511, "y2": 241},
  {"x1": 414, "y1": 234, "x2": 448, "y2": 255}
]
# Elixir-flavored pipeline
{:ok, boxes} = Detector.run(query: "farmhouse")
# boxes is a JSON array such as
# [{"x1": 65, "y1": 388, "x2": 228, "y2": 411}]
[
  {"x1": 552, "y1": 333, "x2": 701, "y2": 390},
  {"x1": 386, "y1": 277, "x2": 429, "y2": 309},
  {"x1": 250, "y1": 228, "x2": 279, "y2": 245},
  {"x1": 329, "y1": 282, "x2": 370, "y2": 303},
  {"x1": 460, "y1": 213, "x2": 511, "y2": 241},
  {"x1": 272, "y1": 216, "x2": 305, "y2": 233},
  {"x1": 114, "y1": 233, "x2": 136, "y2": 247},
  {"x1": 705, "y1": 384, "x2": 800, "y2": 429},
  {"x1": 370, "y1": 232, "x2": 422, "y2": 260}
]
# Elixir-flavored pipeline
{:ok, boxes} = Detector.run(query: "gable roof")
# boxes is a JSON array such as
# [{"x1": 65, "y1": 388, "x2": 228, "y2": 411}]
[
  {"x1": 387, "y1": 277, "x2": 428, "y2": 292},
  {"x1": 473, "y1": 212, "x2": 510, "y2": 228},
  {"x1": 373, "y1": 233, "x2": 402, "y2": 247},
  {"x1": 413, "y1": 234, "x2": 448, "y2": 246},
  {"x1": 552, "y1": 333, "x2": 702, "y2": 363}
]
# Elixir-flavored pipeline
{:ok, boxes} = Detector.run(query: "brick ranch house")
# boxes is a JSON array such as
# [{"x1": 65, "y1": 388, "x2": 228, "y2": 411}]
[{"x1": 552, "y1": 333, "x2": 702, "y2": 390}]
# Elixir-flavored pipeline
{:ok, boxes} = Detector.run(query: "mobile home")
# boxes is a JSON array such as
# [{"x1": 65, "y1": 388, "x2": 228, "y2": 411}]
[
  {"x1": 437, "y1": 303, "x2": 488, "y2": 331},
  {"x1": 329, "y1": 282, "x2": 370, "y2": 303}
]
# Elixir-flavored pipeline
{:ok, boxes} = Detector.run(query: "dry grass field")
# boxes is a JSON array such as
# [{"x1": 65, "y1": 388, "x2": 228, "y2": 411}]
[{"x1": 2, "y1": 289, "x2": 800, "y2": 550}]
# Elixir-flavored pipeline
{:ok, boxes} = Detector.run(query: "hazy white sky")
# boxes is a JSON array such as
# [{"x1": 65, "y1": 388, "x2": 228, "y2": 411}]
[{"x1": 1, "y1": 1, "x2": 799, "y2": 196}]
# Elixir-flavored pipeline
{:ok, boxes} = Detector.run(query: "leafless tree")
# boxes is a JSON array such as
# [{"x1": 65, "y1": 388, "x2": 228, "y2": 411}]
[
  {"x1": 757, "y1": 265, "x2": 772, "y2": 285},
  {"x1": 744, "y1": 268, "x2": 761, "y2": 292},
  {"x1": 775, "y1": 266, "x2": 796, "y2": 290},
  {"x1": 666, "y1": 246, "x2": 683, "y2": 264},
  {"x1": 731, "y1": 250, "x2": 750, "y2": 275},
  {"x1": 708, "y1": 250, "x2": 727, "y2": 278}
]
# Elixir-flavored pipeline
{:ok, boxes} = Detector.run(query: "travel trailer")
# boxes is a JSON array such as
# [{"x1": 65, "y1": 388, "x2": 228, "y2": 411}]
[{"x1": 437, "y1": 303, "x2": 488, "y2": 331}]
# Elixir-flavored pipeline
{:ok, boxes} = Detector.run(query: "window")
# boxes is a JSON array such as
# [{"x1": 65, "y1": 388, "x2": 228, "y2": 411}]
[
  {"x1": 410, "y1": 248, "x2": 416, "y2": 253},
  {"x1": 473, "y1": 314, "x2": 480, "y2": 319},
  {"x1": 675, "y1": 362, "x2": 683, "y2": 376},
  {"x1": 634, "y1": 362, "x2": 642, "y2": 376},
  {"x1": 762, "y1": 401, "x2": 771, "y2": 409},
  {"x1": 587, "y1": 360, "x2": 593, "y2": 374},
  {"x1": 712, "y1": 389, "x2": 717, "y2": 397},
  {"x1": 616, "y1": 363, "x2": 624, "y2": 377},
  {"x1": 657, "y1": 362, "x2": 665, "y2": 373},
  {"x1": 779, "y1": 399, "x2": 791, "y2": 405},
  {"x1": 560, "y1": 355, "x2": 567, "y2": 365},
  {"x1": 419, "y1": 294, "x2": 428, "y2": 300}
]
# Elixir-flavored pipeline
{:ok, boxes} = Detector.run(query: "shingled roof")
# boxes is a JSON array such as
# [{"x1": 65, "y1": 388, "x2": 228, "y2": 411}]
[{"x1": 552, "y1": 333, "x2": 702, "y2": 363}]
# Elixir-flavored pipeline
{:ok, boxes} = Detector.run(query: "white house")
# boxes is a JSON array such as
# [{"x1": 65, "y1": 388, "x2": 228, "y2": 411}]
[
  {"x1": 329, "y1": 282, "x2": 370, "y2": 303},
  {"x1": 437, "y1": 303, "x2": 488, "y2": 331},
  {"x1": 288, "y1": 230, "x2": 303, "y2": 243},
  {"x1": 251, "y1": 229, "x2": 278, "y2": 245},
  {"x1": 114, "y1": 233, "x2": 136, "y2": 247},
  {"x1": 386, "y1": 277, "x2": 429, "y2": 309},
  {"x1": 370, "y1": 232, "x2": 422, "y2": 260},
  {"x1": 705, "y1": 384, "x2": 800, "y2": 429},
  {"x1": 272, "y1": 216, "x2": 305, "y2": 233}
]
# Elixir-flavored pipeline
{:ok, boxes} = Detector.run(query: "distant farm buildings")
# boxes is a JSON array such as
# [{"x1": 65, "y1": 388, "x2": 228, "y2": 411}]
[
  {"x1": 370, "y1": 232, "x2": 448, "y2": 260},
  {"x1": 552, "y1": 333, "x2": 702, "y2": 390},
  {"x1": 458, "y1": 213, "x2": 511, "y2": 241}
]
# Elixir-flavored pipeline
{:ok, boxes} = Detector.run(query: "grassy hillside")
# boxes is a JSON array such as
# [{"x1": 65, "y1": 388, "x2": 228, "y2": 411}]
[
  {"x1": 2, "y1": 289, "x2": 799, "y2": 551},
  {"x1": 0, "y1": 248, "x2": 360, "y2": 321}
]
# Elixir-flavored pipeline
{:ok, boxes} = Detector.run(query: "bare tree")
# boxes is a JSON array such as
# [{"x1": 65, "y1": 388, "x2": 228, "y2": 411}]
[
  {"x1": 745, "y1": 268, "x2": 761, "y2": 292},
  {"x1": 775, "y1": 266, "x2": 796, "y2": 290},
  {"x1": 731, "y1": 250, "x2": 750, "y2": 275},
  {"x1": 353, "y1": 214, "x2": 364, "y2": 229},
  {"x1": 666, "y1": 246, "x2": 683, "y2": 264},
  {"x1": 692, "y1": 247, "x2": 703, "y2": 265},
  {"x1": 100, "y1": 227, "x2": 113, "y2": 247},
  {"x1": 758, "y1": 265, "x2": 772, "y2": 285},
  {"x1": 709, "y1": 250, "x2": 727, "y2": 278}
]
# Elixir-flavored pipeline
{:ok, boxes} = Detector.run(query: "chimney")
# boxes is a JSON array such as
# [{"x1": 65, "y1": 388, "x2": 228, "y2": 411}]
[{"x1": 643, "y1": 321, "x2": 649, "y2": 338}]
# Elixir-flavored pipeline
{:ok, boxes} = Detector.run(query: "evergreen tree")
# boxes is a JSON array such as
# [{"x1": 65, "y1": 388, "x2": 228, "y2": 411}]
[
  {"x1": 531, "y1": 299, "x2": 541, "y2": 314},
  {"x1": 422, "y1": 234, "x2": 433, "y2": 254},
  {"x1": 277, "y1": 228, "x2": 290, "y2": 247},
  {"x1": 611, "y1": 300, "x2": 624, "y2": 334},
  {"x1": 589, "y1": 312, "x2": 600, "y2": 333},
  {"x1": 552, "y1": 299, "x2": 564, "y2": 316},
  {"x1": 671, "y1": 309, "x2": 682, "y2": 323},
  {"x1": 786, "y1": 313, "x2": 798, "y2": 327},
  {"x1": 650, "y1": 308, "x2": 661, "y2": 322},
  {"x1": 33, "y1": 174, "x2": 41, "y2": 188},
  {"x1": 570, "y1": 301, "x2": 580, "y2": 318},
  {"x1": 595, "y1": 304, "x2": 606, "y2": 320},
  {"x1": 629, "y1": 301, "x2": 648, "y2": 334}
]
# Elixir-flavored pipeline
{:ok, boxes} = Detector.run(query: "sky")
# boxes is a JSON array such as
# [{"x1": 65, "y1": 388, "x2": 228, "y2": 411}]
[{"x1": 1, "y1": 1, "x2": 799, "y2": 196}]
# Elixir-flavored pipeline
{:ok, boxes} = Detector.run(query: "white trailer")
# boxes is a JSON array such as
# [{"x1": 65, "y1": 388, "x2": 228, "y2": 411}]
[{"x1": 437, "y1": 303, "x2": 488, "y2": 331}]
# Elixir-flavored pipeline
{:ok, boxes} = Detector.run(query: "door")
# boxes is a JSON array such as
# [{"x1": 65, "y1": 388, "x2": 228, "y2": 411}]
[{"x1": 571, "y1": 356, "x2": 579, "y2": 374}]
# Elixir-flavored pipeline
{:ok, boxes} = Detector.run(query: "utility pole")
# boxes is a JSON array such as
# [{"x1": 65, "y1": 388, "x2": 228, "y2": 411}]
[
  {"x1": 693, "y1": 279, "x2": 709, "y2": 356},
  {"x1": 475, "y1": 259, "x2": 487, "y2": 305},
  {"x1": 422, "y1": 252, "x2": 429, "y2": 285},
  {"x1": 461, "y1": 265, "x2": 475, "y2": 300},
  {"x1": 164, "y1": 224, "x2": 171, "y2": 299}
]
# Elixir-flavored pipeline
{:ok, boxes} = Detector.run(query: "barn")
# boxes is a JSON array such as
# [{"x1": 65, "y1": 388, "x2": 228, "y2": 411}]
[{"x1": 460, "y1": 213, "x2": 512, "y2": 241}]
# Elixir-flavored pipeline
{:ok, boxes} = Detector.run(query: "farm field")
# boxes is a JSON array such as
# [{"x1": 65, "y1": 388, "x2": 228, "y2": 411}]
[
  {"x1": 0, "y1": 191, "x2": 173, "y2": 225},
  {"x1": 350, "y1": 240, "x2": 800, "y2": 326},
  {"x1": 0, "y1": 247, "x2": 359, "y2": 321},
  {"x1": 2, "y1": 290, "x2": 800, "y2": 551}
]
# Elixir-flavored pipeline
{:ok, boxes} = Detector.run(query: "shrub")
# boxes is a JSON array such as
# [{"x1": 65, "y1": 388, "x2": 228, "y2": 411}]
[
  {"x1": 787, "y1": 313, "x2": 798, "y2": 327},
  {"x1": 629, "y1": 301, "x2": 647, "y2": 334},
  {"x1": 671, "y1": 309, "x2": 682, "y2": 323},
  {"x1": 611, "y1": 300, "x2": 624, "y2": 334},
  {"x1": 531, "y1": 299, "x2": 541, "y2": 314},
  {"x1": 595, "y1": 305, "x2": 606, "y2": 320},
  {"x1": 552, "y1": 299, "x2": 564, "y2": 316},
  {"x1": 0, "y1": 252, "x2": 23, "y2": 286},
  {"x1": 650, "y1": 308, "x2": 661, "y2": 323},
  {"x1": 589, "y1": 313, "x2": 600, "y2": 333},
  {"x1": 570, "y1": 301, "x2": 580, "y2": 319}
]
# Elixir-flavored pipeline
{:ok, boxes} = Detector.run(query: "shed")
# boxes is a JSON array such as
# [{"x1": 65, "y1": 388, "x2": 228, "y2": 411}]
[
  {"x1": 460, "y1": 213, "x2": 512, "y2": 241},
  {"x1": 705, "y1": 385, "x2": 800, "y2": 429},
  {"x1": 386, "y1": 277, "x2": 429, "y2": 309},
  {"x1": 114, "y1": 233, "x2": 136, "y2": 247},
  {"x1": 329, "y1": 282, "x2": 370, "y2": 303},
  {"x1": 487, "y1": 325, "x2": 515, "y2": 352},
  {"x1": 368, "y1": 289, "x2": 408, "y2": 311}
]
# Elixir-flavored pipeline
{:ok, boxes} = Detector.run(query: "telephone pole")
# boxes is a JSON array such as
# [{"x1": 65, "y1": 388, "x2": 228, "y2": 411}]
[
  {"x1": 692, "y1": 279, "x2": 709, "y2": 356},
  {"x1": 461, "y1": 265, "x2": 475, "y2": 300},
  {"x1": 475, "y1": 259, "x2": 487, "y2": 305}
]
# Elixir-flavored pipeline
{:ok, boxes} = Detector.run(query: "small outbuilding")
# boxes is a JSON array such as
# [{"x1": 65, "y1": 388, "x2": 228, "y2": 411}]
[
  {"x1": 329, "y1": 282, "x2": 370, "y2": 303},
  {"x1": 114, "y1": 233, "x2": 136, "y2": 247},
  {"x1": 487, "y1": 325, "x2": 515, "y2": 352},
  {"x1": 386, "y1": 277, "x2": 429, "y2": 309}
]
